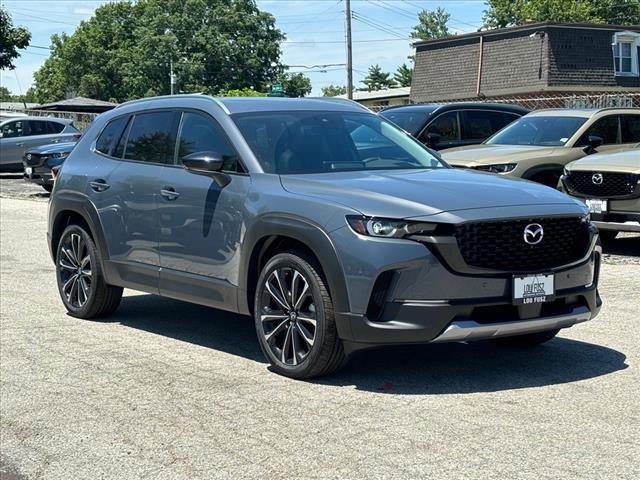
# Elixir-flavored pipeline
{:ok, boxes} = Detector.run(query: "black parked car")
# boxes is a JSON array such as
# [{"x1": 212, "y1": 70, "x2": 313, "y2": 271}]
[
  {"x1": 23, "y1": 142, "x2": 77, "y2": 192},
  {"x1": 379, "y1": 103, "x2": 529, "y2": 150}
]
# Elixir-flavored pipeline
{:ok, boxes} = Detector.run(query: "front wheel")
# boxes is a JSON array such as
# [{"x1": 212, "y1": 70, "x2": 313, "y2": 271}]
[
  {"x1": 56, "y1": 224, "x2": 123, "y2": 319},
  {"x1": 254, "y1": 252, "x2": 345, "y2": 379}
]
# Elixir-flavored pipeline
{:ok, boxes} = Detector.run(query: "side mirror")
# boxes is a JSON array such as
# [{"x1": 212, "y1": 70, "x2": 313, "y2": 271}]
[
  {"x1": 181, "y1": 151, "x2": 230, "y2": 187},
  {"x1": 583, "y1": 135, "x2": 603, "y2": 155},
  {"x1": 425, "y1": 132, "x2": 441, "y2": 149}
]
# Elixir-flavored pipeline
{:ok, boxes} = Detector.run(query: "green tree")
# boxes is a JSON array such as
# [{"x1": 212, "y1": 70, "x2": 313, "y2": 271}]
[
  {"x1": 394, "y1": 64, "x2": 413, "y2": 87},
  {"x1": 277, "y1": 72, "x2": 312, "y2": 97},
  {"x1": 321, "y1": 84, "x2": 347, "y2": 97},
  {"x1": 361, "y1": 65, "x2": 397, "y2": 92},
  {"x1": 483, "y1": 0, "x2": 640, "y2": 28},
  {"x1": 0, "y1": 86, "x2": 12, "y2": 101},
  {"x1": 410, "y1": 8, "x2": 451, "y2": 41},
  {"x1": 0, "y1": 7, "x2": 31, "y2": 70},
  {"x1": 217, "y1": 87, "x2": 266, "y2": 97},
  {"x1": 32, "y1": 0, "x2": 285, "y2": 103}
]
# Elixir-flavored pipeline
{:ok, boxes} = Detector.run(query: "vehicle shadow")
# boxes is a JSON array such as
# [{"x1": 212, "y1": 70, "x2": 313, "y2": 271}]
[
  {"x1": 110, "y1": 294, "x2": 627, "y2": 394},
  {"x1": 601, "y1": 234, "x2": 640, "y2": 257}
]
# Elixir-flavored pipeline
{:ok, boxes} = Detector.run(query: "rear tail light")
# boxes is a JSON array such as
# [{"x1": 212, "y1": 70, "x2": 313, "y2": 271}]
[
  {"x1": 73, "y1": 133, "x2": 82, "y2": 140},
  {"x1": 51, "y1": 166, "x2": 60, "y2": 179}
]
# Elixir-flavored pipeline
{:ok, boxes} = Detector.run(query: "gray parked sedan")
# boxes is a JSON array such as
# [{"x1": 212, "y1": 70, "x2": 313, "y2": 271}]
[
  {"x1": 48, "y1": 95, "x2": 601, "y2": 378},
  {"x1": 0, "y1": 116, "x2": 81, "y2": 171}
]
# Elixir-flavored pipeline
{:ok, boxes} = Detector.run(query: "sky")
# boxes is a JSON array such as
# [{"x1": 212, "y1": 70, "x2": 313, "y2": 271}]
[{"x1": 0, "y1": 0, "x2": 487, "y2": 96}]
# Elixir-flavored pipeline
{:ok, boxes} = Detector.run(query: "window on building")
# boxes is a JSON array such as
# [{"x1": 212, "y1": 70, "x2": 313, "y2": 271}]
[{"x1": 612, "y1": 31, "x2": 640, "y2": 76}]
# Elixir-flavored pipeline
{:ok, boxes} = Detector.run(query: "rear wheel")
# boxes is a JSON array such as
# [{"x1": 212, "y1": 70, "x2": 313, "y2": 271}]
[
  {"x1": 56, "y1": 224, "x2": 123, "y2": 319},
  {"x1": 254, "y1": 252, "x2": 345, "y2": 379},
  {"x1": 491, "y1": 328, "x2": 560, "y2": 347}
]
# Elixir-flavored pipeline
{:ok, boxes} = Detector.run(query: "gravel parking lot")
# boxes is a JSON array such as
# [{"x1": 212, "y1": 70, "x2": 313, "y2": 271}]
[{"x1": 1, "y1": 189, "x2": 639, "y2": 479}]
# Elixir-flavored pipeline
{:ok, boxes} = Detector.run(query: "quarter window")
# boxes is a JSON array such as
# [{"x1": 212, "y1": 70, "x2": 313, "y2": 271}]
[
  {"x1": 47, "y1": 121, "x2": 65, "y2": 134},
  {"x1": 177, "y1": 112, "x2": 243, "y2": 173},
  {"x1": 124, "y1": 111, "x2": 178, "y2": 164},
  {"x1": 422, "y1": 111, "x2": 459, "y2": 142},
  {"x1": 96, "y1": 116, "x2": 130, "y2": 156}
]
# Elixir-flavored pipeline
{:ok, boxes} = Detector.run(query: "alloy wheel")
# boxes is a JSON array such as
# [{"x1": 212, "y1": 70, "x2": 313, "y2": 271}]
[
  {"x1": 259, "y1": 267, "x2": 317, "y2": 366},
  {"x1": 59, "y1": 233, "x2": 92, "y2": 308}
]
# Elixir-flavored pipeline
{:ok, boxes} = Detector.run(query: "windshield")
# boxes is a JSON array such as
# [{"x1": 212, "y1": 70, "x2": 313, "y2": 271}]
[
  {"x1": 233, "y1": 111, "x2": 447, "y2": 174},
  {"x1": 379, "y1": 109, "x2": 435, "y2": 134},
  {"x1": 486, "y1": 116, "x2": 587, "y2": 146}
]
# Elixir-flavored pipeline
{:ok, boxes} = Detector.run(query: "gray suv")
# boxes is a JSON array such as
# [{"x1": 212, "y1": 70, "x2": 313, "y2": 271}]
[{"x1": 48, "y1": 95, "x2": 602, "y2": 378}]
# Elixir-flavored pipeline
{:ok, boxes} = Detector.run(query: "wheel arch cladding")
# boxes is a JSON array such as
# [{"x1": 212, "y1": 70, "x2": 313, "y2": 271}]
[
  {"x1": 50, "y1": 192, "x2": 111, "y2": 277},
  {"x1": 238, "y1": 214, "x2": 350, "y2": 318},
  {"x1": 522, "y1": 163, "x2": 564, "y2": 185}
]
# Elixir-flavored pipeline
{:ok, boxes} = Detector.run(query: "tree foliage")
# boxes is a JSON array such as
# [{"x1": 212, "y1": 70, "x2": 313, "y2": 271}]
[
  {"x1": 217, "y1": 87, "x2": 266, "y2": 97},
  {"x1": 394, "y1": 64, "x2": 413, "y2": 87},
  {"x1": 0, "y1": 7, "x2": 31, "y2": 70},
  {"x1": 321, "y1": 84, "x2": 347, "y2": 97},
  {"x1": 31, "y1": 0, "x2": 285, "y2": 103},
  {"x1": 276, "y1": 72, "x2": 312, "y2": 97},
  {"x1": 410, "y1": 8, "x2": 451, "y2": 40},
  {"x1": 361, "y1": 65, "x2": 397, "y2": 92},
  {"x1": 483, "y1": 0, "x2": 640, "y2": 28}
]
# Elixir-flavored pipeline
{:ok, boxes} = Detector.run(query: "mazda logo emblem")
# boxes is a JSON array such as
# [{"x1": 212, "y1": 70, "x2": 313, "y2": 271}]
[
  {"x1": 592, "y1": 173, "x2": 603, "y2": 185},
  {"x1": 524, "y1": 223, "x2": 544, "y2": 245}
]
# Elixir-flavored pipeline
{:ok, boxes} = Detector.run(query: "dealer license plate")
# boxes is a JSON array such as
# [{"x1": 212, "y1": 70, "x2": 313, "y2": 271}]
[
  {"x1": 513, "y1": 274, "x2": 555, "y2": 305},
  {"x1": 586, "y1": 198, "x2": 607, "y2": 214}
]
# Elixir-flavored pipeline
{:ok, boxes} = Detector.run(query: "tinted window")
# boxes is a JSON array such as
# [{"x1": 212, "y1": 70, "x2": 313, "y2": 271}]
[
  {"x1": 177, "y1": 112, "x2": 243, "y2": 173},
  {"x1": 124, "y1": 111, "x2": 178, "y2": 164},
  {"x1": 423, "y1": 111, "x2": 459, "y2": 142},
  {"x1": 27, "y1": 120, "x2": 49, "y2": 136},
  {"x1": 487, "y1": 116, "x2": 587, "y2": 146},
  {"x1": 233, "y1": 111, "x2": 445, "y2": 174},
  {"x1": 462, "y1": 110, "x2": 520, "y2": 140},
  {"x1": 47, "y1": 121, "x2": 65, "y2": 134},
  {"x1": 0, "y1": 120, "x2": 25, "y2": 138},
  {"x1": 621, "y1": 115, "x2": 640, "y2": 144},
  {"x1": 379, "y1": 109, "x2": 434, "y2": 135},
  {"x1": 582, "y1": 116, "x2": 620, "y2": 145},
  {"x1": 96, "y1": 116, "x2": 130, "y2": 156}
]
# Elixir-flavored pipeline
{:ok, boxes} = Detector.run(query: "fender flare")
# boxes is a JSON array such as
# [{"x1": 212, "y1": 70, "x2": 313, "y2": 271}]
[
  {"x1": 521, "y1": 163, "x2": 565, "y2": 184},
  {"x1": 237, "y1": 213, "x2": 350, "y2": 317}
]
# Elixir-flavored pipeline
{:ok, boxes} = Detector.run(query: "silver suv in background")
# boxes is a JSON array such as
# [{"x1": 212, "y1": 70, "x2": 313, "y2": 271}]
[
  {"x1": 48, "y1": 95, "x2": 601, "y2": 378},
  {"x1": 0, "y1": 116, "x2": 81, "y2": 171}
]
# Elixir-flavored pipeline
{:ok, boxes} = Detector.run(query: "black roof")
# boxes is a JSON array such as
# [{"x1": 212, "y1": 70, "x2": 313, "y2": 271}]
[{"x1": 381, "y1": 102, "x2": 530, "y2": 115}]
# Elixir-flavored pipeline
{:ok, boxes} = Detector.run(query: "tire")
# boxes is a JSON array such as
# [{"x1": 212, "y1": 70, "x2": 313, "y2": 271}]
[
  {"x1": 598, "y1": 230, "x2": 618, "y2": 243},
  {"x1": 491, "y1": 328, "x2": 560, "y2": 347},
  {"x1": 56, "y1": 224, "x2": 123, "y2": 319},
  {"x1": 42, "y1": 184, "x2": 53, "y2": 193},
  {"x1": 254, "y1": 251, "x2": 345, "y2": 379}
]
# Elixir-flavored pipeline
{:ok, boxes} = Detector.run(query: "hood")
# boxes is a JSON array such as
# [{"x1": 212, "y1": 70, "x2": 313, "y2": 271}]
[
  {"x1": 280, "y1": 168, "x2": 579, "y2": 219},
  {"x1": 27, "y1": 142, "x2": 77, "y2": 155},
  {"x1": 441, "y1": 144, "x2": 558, "y2": 167},
  {"x1": 566, "y1": 149, "x2": 640, "y2": 174}
]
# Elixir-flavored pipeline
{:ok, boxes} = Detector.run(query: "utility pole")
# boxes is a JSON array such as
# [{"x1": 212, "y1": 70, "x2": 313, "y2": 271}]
[
  {"x1": 169, "y1": 59, "x2": 176, "y2": 95},
  {"x1": 345, "y1": 0, "x2": 353, "y2": 99}
]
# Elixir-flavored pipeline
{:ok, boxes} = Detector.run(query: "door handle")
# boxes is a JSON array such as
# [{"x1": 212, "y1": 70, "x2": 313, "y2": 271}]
[
  {"x1": 160, "y1": 187, "x2": 180, "y2": 200},
  {"x1": 89, "y1": 179, "x2": 110, "y2": 192}
]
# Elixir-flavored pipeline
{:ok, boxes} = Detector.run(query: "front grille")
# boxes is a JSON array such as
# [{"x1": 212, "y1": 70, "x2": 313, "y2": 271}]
[
  {"x1": 565, "y1": 171, "x2": 639, "y2": 198},
  {"x1": 24, "y1": 153, "x2": 46, "y2": 167},
  {"x1": 455, "y1": 217, "x2": 591, "y2": 272}
]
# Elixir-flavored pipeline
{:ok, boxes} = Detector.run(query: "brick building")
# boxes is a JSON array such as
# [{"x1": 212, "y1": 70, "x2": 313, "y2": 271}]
[{"x1": 410, "y1": 22, "x2": 640, "y2": 107}]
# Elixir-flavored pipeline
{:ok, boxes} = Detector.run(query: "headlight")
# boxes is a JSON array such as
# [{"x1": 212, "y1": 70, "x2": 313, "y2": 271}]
[
  {"x1": 51, "y1": 152, "x2": 69, "y2": 158},
  {"x1": 346, "y1": 216, "x2": 438, "y2": 238},
  {"x1": 474, "y1": 163, "x2": 517, "y2": 174},
  {"x1": 562, "y1": 166, "x2": 569, "y2": 176}
]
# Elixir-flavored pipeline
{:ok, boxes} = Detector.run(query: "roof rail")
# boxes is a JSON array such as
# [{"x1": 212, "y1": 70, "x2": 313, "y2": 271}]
[
  {"x1": 114, "y1": 92, "x2": 209, "y2": 109},
  {"x1": 313, "y1": 97, "x2": 372, "y2": 112}
]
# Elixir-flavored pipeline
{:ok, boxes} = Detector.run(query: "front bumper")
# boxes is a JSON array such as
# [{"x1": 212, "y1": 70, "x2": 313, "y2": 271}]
[
  {"x1": 330, "y1": 224, "x2": 601, "y2": 346},
  {"x1": 591, "y1": 212, "x2": 640, "y2": 233},
  {"x1": 23, "y1": 166, "x2": 53, "y2": 186}
]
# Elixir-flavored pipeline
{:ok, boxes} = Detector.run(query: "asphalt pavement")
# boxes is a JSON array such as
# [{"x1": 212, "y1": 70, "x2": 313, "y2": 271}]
[{"x1": 1, "y1": 195, "x2": 639, "y2": 480}]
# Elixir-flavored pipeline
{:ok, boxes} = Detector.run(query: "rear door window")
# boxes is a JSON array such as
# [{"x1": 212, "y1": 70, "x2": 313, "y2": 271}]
[
  {"x1": 621, "y1": 115, "x2": 640, "y2": 144},
  {"x1": 462, "y1": 111, "x2": 522, "y2": 141},
  {"x1": 27, "y1": 120, "x2": 49, "y2": 137},
  {"x1": 123, "y1": 111, "x2": 179, "y2": 164},
  {"x1": 47, "y1": 121, "x2": 65, "y2": 134},
  {"x1": 96, "y1": 116, "x2": 130, "y2": 156}
]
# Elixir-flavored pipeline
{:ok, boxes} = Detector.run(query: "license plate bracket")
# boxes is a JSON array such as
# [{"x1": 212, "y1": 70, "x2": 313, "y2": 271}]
[{"x1": 513, "y1": 274, "x2": 555, "y2": 305}]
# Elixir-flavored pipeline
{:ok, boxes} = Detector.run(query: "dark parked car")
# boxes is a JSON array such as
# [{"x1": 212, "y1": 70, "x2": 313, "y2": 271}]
[
  {"x1": 0, "y1": 117, "x2": 81, "y2": 171},
  {"x1": 48, "y1": 95, "x2": 600, "y2": 379},
  {"x1": 379, "y1": 103, "x2": 529, "y2": 150},
  {"x1": 23, "y1": 142, "x2": 77, "y2": 192}
]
